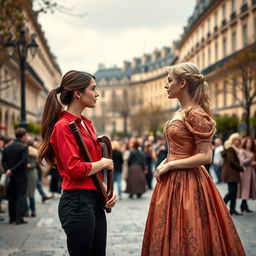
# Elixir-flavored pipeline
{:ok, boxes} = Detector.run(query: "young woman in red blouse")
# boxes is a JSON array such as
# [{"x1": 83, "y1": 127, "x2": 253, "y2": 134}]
[{"x1": 38, "y1": 70, "x2": 116, "y2": 256}]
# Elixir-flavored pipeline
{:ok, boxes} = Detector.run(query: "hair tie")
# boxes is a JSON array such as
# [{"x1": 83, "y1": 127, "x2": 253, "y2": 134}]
[
  {"x1": 194, "y1": 74, "x2": 206, "y2": 83},
  {"x1": 56, "y1": 87, "x2": 62, "y2": 94}
]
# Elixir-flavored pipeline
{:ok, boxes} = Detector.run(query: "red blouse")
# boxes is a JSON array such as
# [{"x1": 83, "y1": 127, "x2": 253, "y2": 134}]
[{"x1": 50, "y1": 111, "x2": 103, "y2": 190}]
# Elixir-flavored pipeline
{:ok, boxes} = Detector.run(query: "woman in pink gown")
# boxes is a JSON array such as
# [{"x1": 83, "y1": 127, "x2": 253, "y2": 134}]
[{"x1": 141, "y1": 62, "x2": 245, "y2": 256}]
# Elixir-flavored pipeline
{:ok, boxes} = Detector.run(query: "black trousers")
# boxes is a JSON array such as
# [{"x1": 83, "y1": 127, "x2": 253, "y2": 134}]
[
  {"x1": 7, "y1": 181, "x2": 27, "y2": 222},
  {"x1": 224, "y1": 182, "x2": 238, "y2": 212},
  {"x1": 59, "y1": 189, "x2": 106, "y2": 256}
]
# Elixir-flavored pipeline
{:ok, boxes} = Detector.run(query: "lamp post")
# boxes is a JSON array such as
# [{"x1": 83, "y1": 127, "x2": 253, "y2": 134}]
[{"x1": 4, "y1": 29, "x2": 38, "y2": 130}]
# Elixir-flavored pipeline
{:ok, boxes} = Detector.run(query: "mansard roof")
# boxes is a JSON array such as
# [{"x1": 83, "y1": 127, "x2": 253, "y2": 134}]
[{"x1": 94, "y1": 46, "x2": 175, "y2": 84}]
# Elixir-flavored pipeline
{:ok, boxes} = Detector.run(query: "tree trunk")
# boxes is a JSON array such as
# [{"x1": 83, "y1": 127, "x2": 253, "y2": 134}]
[
  {"x1": 245, "y1": 106, "x2": 251, "y2": 136},
  {"x1": 123, "y1": 117, "x2": 128, "y2": 136}
]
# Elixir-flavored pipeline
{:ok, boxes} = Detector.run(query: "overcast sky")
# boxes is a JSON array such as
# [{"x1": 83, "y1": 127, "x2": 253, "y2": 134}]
[{"x1": 38, "y1": 0, "x2": 195, "y2": 74}]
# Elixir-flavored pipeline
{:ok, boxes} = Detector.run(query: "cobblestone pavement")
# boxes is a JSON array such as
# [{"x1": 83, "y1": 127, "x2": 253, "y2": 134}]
[{"x1": 0, "y1": 178, "x2": 256, "y2": 256}]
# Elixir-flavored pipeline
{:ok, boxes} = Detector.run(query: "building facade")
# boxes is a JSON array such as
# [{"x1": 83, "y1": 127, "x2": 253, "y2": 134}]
[
  {"x1": 90, "y1": 0, "x2": 256, "y2": 136},
  {"x1": 178, "y1": 0, "x2": 256, "y2": 118},
  {"x1": 0, "y1": 3, "x2": 61, "y2": 137},
  {"x1": 88, "y1": 47, "x2": 176, "y2": 136}
]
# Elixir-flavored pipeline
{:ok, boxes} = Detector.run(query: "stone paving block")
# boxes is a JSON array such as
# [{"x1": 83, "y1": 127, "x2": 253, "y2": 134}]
[{"x1": 1, "y1": 182, "x2": 256, "y2": 255}]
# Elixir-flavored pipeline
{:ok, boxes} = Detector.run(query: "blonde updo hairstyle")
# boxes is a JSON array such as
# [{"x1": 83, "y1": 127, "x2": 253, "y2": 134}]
[{"x1": 167, "y1": 62, "x2": 212, "y2": 116}]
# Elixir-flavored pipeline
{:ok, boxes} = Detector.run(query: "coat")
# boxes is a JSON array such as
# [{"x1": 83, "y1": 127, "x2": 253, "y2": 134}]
[
  {"x1": 237, "y1": 149, "x2": 256, "y2": 200},
  {"x1": 221, "y1": 147, "x2": 243, "y2": 183},
  {"x1": 2, "y1": 139, "x2": 28, "y2": 183}
]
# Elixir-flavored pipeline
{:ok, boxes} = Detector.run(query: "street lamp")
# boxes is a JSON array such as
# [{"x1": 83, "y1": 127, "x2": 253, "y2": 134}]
[{"x1": 4, "y1": 29, "x2": 38, "y2": 130}]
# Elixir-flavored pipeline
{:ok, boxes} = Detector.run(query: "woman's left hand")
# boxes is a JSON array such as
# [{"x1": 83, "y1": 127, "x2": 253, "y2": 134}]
[
  {"x1": 155, "y1": 162, "x2": 171, "y2": 183},
  {"x1": 105, "y1": 192, "x2": 117, "y2": 209}
]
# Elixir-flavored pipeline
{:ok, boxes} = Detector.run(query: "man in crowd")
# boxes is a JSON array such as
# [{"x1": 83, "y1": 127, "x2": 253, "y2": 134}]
[{"x1": 2, "y1": 128, "x2": 28, "y2": 224}]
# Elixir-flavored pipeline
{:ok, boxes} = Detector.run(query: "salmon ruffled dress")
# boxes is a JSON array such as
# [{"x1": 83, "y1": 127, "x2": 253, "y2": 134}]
[{"x1": 141, "y1": 106, "x2": 245, "y2": 256}]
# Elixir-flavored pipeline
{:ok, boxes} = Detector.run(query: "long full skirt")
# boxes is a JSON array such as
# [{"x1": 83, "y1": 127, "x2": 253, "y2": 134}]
[{"x1": 141, "y1": 167, "x2": 245, "y2": 256}]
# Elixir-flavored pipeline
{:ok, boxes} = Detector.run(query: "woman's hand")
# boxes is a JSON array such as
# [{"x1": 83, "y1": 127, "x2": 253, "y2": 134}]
[
  {"x1": 105, "y1": 192, "x2": 117, "y2": 209},
  {"x1": 102, "y1": 158, "x2": 114, "y2": 172},
  {"x1": 155, "y1": 161, "x2": 173, "y2": 183}
]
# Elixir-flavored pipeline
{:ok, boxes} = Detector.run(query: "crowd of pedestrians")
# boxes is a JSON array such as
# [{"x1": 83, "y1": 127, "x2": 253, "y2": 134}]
[
  {"x1": 0, "y1": 128, "x2": 55, "y2": 225},
  {"x1": 0, "y1": 126, "x2": 256, "y2": 226}
]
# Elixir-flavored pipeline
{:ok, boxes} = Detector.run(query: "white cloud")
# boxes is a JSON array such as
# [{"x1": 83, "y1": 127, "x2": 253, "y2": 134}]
[{"x1": 38, "y1": 0, "x2": 195, "y2": 73}]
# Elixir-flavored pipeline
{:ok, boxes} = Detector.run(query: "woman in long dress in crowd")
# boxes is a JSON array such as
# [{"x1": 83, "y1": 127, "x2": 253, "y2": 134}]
[
  {"x1": 237, "y1": 136, "x2": 256, "y2": 212},
  {"x1": 141, "y1": 62, "x2": 245, "y2": 256},
  {"x1": 126, "y1": 140, "x2": 146, "y2": 199}
]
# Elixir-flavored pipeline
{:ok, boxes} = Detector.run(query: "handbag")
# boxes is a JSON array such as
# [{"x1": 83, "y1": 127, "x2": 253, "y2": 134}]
[{"x1": 0, "y1": 173, "x2": 10, "y2": 187}]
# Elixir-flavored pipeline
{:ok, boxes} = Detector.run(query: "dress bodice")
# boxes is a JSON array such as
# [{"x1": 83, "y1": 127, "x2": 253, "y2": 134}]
[{"x1": 164, "y1": 106, "x2": 216, "y2": 161}]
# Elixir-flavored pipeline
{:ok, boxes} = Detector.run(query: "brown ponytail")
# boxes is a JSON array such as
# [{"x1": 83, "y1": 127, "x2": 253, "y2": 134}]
[
  {"x1": 38, "y1": 70, "x2": 95, "y2": 166},
  {"x1": 38, "y1": 89, "x2": 62, "y2": 166}
]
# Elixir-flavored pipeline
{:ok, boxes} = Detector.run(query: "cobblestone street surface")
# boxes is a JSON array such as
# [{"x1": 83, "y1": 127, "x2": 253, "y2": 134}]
[{"x1": 0, "y1": 179, "x2": 256, "y2": 256}]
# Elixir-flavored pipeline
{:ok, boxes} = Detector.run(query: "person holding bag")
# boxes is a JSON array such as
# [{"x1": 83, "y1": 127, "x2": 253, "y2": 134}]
[{"x1": 38, "y1": 70, "x2": 117, "y2": 256}]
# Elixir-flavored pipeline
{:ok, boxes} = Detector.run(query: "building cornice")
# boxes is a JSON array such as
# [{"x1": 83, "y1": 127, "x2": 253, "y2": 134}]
[
  {"x1": 130, "y1": 71, "x2": 167, "y2": 85},
  {"x1": 25, "y1": 3, "x2": 62, "y2": 74},
  {"x1": 202, "y1": 42, "x2": 256, "y2": 76}
]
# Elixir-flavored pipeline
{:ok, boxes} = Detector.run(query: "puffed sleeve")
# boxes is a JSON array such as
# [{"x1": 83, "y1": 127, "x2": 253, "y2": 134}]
[{"x1": 184, "y1": 106, "x2": 216, "y2": 153}]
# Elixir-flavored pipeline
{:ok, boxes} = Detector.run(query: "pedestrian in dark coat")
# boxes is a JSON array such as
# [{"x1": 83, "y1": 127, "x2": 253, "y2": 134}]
[
  {"x1": 125, "y1": 140, "x2": 146, "y2": 198},
  {"x1": 2, "y1": 128, "x2": 28, "y2": 224},
  {"x1": 222, "y1": 133, "x2": 243, "y2": 215}
]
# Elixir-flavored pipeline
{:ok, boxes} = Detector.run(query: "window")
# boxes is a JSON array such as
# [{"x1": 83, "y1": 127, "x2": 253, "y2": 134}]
[
  {"x1": 222, "y1": 4, "x2": 226, "y2": 20},
  {"x1": 214, "y1": 11, "x2": 218, "y2": 26},
  {"x1": 231, "y1": 0, "x2": 236, "y2": 13},
  {"x1": 232, "y1": 31, "x2": 237, "y2": 52},
  {"x1": 215, "y1": 84, "x2": 218, "y2": 108},
  {"x1": 242, "y1": 0, "x2": 247, "y2": 5},
  {"x1": 232, "y1": 77, "x2": 237, "y2": 104},
  {"x1": 208, "y1": 18, "x2": 210, "y2": 32},
  {"x1": 223, "y1": 81, "x2": 227, "y2": 106},
  {"x1": 101, "y1": 91, "x2": 105, "y2": 98},
  {"x1": 215, "y1": 42, "x2": 218, "y2": 62},
  {"x1": 242, "y1": 24, "x2": 248, "y2": 46},
  {"x1": 223, "y1": 37, "x2": 227, "y2": 57},
  {"x1": 208, "y1": 47, "x2": 211, "y2": 65},
  {"x1": 12, "y1": 81, "x2": 17, "y2": 101}
]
